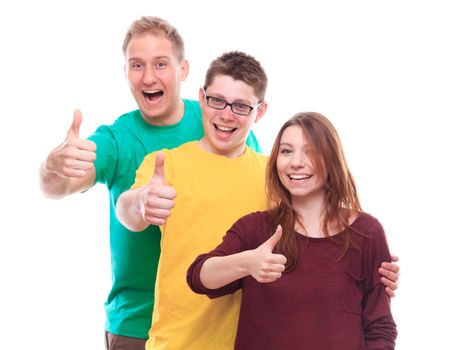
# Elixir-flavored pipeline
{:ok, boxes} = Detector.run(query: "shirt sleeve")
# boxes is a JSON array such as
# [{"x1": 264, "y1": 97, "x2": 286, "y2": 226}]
[
  {"x1": 362, "y1": 218, "x2": 398, "y2": 350},
  {"x1": 88, "y1": 126, "x2": 119, "y2": 187},
  {"x1": 246, "y1": 130, "x2": 262, "y2": 154},
  {"x1": 187, "y1": 217, "x2": 252, "y2": 299}
]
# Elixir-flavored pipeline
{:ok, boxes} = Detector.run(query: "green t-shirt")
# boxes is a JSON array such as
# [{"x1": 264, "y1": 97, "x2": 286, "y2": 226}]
[{"x1": 88, "y1": 99, "x2": 262, "y2": 338}]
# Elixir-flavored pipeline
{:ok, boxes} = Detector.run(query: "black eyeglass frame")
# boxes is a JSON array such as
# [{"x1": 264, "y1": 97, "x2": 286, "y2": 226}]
[{"x1": 202, "y1": 89, "x2": 263, "y2": 116}]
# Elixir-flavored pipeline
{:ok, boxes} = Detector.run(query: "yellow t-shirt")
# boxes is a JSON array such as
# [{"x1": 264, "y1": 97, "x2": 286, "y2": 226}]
[{"x1": 132, "y1": 141, "x2": 268, "y2": 350}]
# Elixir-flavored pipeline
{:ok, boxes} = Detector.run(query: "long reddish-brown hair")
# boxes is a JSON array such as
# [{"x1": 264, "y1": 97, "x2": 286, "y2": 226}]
[{"x1": 266, "y1": 112, "x2": 363, "y2": 271}]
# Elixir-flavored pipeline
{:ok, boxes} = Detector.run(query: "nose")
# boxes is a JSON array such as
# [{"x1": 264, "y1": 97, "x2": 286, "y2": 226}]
[
  {"x1": 143, "y1": 66, "x2": 157, "y2": 84},
  {"x1": 290, "y1": 152, "x2": 305, "y2": 169},
  {"x1": 219, "y1": 106, "x2": 236, "y2": 122}
]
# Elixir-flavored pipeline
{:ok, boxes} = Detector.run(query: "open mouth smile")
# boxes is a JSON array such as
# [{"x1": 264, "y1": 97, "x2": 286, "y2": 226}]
[
  {"x1": 288, "y1": 174, "x2": 312, "y2": 180},
  {"x1": 214, "y1": 124, "x2": 237, "y2": 134},
  {"x1": 143, "y1": 89, "x2": 164, "y2": 101}
]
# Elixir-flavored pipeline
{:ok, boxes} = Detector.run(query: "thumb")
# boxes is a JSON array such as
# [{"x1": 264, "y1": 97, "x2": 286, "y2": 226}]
[
  {"x1": 263, "y1": 225, "x2": 282, "y2": 251},
  {"x1": 150, "y1": 152, "x2": 166, "y2": 184},
  {"x1": 67, "y1": 109, "x2": 83, "y2": 139}
]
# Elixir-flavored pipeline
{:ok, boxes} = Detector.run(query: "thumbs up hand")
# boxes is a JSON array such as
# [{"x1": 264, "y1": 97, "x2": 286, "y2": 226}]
[
  {"x1": 45, "y1": 109, "x2": 97, "y2": 178},
  {"x1": 138, "y1": 152, "x2": 177, "y2": 226},
  {"x1": 67, "y1": 108, "x2": 83, "y2": 139},
  {"x1": 247, "y1": 225, "x2": 287, "y2": 283}
]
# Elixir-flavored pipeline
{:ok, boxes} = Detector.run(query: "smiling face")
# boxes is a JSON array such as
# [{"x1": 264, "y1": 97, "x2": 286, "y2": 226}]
[
  {"x1": 198, "y1": 75, "x2": 266, "y2": 158},
  {"x1": 276, "y1": 125, "x2": 326, "y2": 203},
  {"x1": 124, "y1": 32, "x2": 189, "y2": 126}
]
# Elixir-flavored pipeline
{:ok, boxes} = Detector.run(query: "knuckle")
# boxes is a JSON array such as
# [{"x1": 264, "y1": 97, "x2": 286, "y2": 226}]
[
  {"x1": 146, "y1": 196, "x2": 159, "y2": 207},
  {"x1": 63, "y1": 158, "x2": 72, "y2": 167},
  {"x1": 89, "y1": 152, "x2": 97, "y2": 161},
  {"x1": 62, "y1": 147, "x2": 74, "y2": 157}
]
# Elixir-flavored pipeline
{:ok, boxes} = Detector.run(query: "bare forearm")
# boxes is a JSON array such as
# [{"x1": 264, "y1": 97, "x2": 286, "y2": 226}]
[
  {"x1": 200, "y1": 252, "x2": 252, "y2": 290},
  {"x1": 116, "y1": 189, "x2": 150, "y2": 232}
]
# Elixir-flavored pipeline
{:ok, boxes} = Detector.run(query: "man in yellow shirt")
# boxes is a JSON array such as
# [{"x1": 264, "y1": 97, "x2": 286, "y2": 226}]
[{"x1": 117, "y1": 51, "x2": 269, "y2": 349}]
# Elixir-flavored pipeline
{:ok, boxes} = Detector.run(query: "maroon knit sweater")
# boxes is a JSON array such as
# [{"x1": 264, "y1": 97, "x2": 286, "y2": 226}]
[{"x1": 187, "y1": 212, "x2": 397, "y2": 350}]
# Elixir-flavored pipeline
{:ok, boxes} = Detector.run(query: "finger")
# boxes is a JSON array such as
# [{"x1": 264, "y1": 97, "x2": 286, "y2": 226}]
[
  {"x1": 385, "y1": 286, "x2": 396, "y2": 298},
  {"x1": 63, "y1": 146, "x2": 97, "y2": 162},
  {"x1": 61, "y1": 167, "x2": 92, "y2": 178},
  {"x1": 258, "y1": 279, "x2": 279, "y2": 284},
  {"x1": 67, "y1": 109, "x2": 83, "y2": 139},
  {"x1": 267, "y1": 253, "x2": 287, "y2": 266},
  {"x1": 381, "y1": 276, "x2": 398, "y2": 291},
  {"x1": 152, "y1": 152, "x2": 165, "y2": 182},
  {"x1": 150, "y1": 185, "x2": 177, "y2": 201},
  {"x1": 257, "y1": 272, "x2": 283, "y2": 283},
  {"x1": 264, "y1": 225, "x2": 283, "y2": 250},
  {"x1": 390, "y1": 255, "x2": 399, "y2": 262},
  {"x1": 379, "y1": 267, "x2": 399, "y2": 283},
  {"x1": 381, "y1": 261, "x2": 400, "y2": 274},
  {"x1": 68, "y1": 138, "x2": 97, "y2": 153},
  {"x1": 143, "y1": 209, "x2": 171, "y2": 226},
  {"x1": 62, "y1": 158, "x2": 96, "y2": 172},
  {"x1": 144, "y1": 207, "x2": 173, "y2": 219},
  {"x1": 144, "y1": 216, "x2": 167, "y2": 226},
  {"x1": 275, "y1": 254, "x2": 288, "y2": 266},
  {"x1": 146, "y1": 196, "x2": 176, "y2": 211},
  {"x1": 269, "y1": 262, "x2": 286, "y2": 273}
]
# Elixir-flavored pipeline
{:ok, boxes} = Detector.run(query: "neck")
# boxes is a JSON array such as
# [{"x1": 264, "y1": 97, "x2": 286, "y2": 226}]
[
  {"x1": 142, "y1": 99, "x2": 185, "y2": 126},
  {"x1": 292, "y1": 191, "x2": 326, "y2": 238}
]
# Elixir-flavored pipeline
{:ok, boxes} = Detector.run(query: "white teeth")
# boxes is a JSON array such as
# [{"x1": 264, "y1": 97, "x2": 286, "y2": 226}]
[
  {"x1": 216, "y1": 125, "x2": 234, "y2": 132},
  {"x1": 289, "y1": 174, "x2": 311, "y2": 180},
  {"x1": 144, "y1": 90, "x2": 161, "y2": 94}
]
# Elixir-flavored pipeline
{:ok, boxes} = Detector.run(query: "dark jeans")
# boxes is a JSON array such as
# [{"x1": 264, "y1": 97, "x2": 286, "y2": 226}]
[{"x1": 105, "y1": 331, "x2": 147, "y2": 350}]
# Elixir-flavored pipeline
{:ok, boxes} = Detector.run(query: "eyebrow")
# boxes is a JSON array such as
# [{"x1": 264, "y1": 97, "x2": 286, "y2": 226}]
[
  {"x1": 279, "y1": 142, "x2": 311, "y2": 149},
  {"x1": 127, "y1": 55, "x2": 171, "y2": 62},
  {"x1": 206, "y1": 92, "x2": 255, "y2": 105}
]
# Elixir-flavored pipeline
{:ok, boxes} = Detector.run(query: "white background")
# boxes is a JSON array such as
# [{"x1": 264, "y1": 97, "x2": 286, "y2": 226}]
[{"x1": 1, "y1": 1, "x2": 454, "y2": 349}]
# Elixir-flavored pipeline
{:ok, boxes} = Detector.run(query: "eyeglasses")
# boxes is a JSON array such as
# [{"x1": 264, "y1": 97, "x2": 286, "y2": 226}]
[{"x1": 203, "y1": 89, "x2": 263, "y2": 116}]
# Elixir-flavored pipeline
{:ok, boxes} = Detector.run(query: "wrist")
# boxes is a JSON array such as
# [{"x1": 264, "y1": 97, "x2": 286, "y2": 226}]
[
  {"x1": 238, "y1": 250, "x2": 254, "y2": 277},
  {"x1": 135, "y1": 188, "x2": 148, "y2": 223}
]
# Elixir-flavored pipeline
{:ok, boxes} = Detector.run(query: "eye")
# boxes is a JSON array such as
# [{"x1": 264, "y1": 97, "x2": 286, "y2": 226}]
[
  {"x1": 155, "y1": 61, "x2": 167, "y2": 69},
  {"x1": 233, "y1": 104, "x2": 251, "y2": 113},
  {"x1": 304, "y1": 148, "x2": 316, "y2": 157},
  {"x1": 279, "y1": 148, "x2": 292, "y2": 155},
  {"x1": 130, "y1": 62, "x2": 143, "y2": 70},
  {"x1": 210, "y1": 97, "x2": 226, "y2": 106}
]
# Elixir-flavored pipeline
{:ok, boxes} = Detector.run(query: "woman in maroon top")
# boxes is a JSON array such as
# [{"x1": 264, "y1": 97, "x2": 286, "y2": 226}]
[{"x1": 188, "y1": 112, "x2": 397, "y2": 350}]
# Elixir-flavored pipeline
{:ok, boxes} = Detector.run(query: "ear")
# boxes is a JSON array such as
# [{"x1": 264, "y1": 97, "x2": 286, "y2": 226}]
[
  {"x1": 180, "y1": 59, "x2": 189, "y2": 81},
  {"x1": 254, "y1": 101, "x2": 268, "y2": 123},
  {"x1": 198, "y1": 87, "x2": 205, "y2": 107}
]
